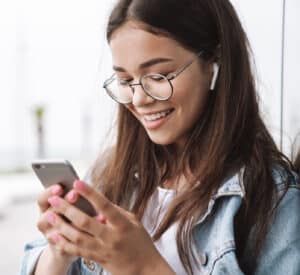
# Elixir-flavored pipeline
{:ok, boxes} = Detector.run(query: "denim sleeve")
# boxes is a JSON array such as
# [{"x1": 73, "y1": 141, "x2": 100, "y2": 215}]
[
  {"x1": 19, "y1": 239, "x2": 48, "y2": 275},
  {"x1": 255, "y1": 183, "x2": 300, "y2": 274},
  {"x1": 19, "y1": 238, "x2": 82, "y2": 275}
]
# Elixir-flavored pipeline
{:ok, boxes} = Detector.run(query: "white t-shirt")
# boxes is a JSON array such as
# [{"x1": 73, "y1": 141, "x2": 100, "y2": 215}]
[
  {"x1": 141, "y1": 186, "x2": 200, "y2": 275},
  {"x1": 103, "y1": 186, "x2": 200, "y2": 275}
]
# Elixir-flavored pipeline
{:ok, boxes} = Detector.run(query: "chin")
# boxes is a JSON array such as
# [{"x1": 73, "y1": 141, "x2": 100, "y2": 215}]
[{"x1": 147, "y1": 132, "x2": 175, "y2": 146}]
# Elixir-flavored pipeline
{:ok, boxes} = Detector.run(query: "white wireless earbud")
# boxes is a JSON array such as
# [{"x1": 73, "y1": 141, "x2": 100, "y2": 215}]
[{"x1": 210, "y1": 63, "x2": 220, "y2": 91}]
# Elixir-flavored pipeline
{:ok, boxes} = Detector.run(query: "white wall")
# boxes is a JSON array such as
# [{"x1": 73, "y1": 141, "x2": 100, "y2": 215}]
[
  {"x1": 232, "y1": 0, "x2": 300, "y2": 154},
  {"x1": 283, "y1": 0, "x2": 300, "y2": 156},
  {"x1": 0, "y1": 0, "x2": 299, "y2": 170}
]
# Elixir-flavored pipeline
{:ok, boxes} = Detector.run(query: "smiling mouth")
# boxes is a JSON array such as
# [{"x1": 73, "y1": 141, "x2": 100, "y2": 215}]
[
  {"x1": 143, "y1": 108, "x2": 174, "y2": 122},
  {"x1": 141, "y1": 108, "x2": 175, "y2": 130}
]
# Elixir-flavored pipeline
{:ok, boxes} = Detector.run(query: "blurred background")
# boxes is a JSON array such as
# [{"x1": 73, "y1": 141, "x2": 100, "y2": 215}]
[{"x1": 0, "y1": 0, "x2": 299, "y2": 274}]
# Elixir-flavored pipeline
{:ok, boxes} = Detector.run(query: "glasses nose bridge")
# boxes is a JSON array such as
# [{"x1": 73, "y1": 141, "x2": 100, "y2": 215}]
[
  {"x1": 129, "y1": 81, "x2": 144, "y2": 94},
  {"x1": 129, "y1": 80, "x2": 155, "y2": 106}
]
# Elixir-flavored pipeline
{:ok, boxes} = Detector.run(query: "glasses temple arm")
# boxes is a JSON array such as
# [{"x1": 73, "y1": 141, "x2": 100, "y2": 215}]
[{"x1": 167, "y1": 51, "x2": 203, "y2": 80}]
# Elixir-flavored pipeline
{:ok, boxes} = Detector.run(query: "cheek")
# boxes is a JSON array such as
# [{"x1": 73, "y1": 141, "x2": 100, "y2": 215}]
[
  {"x1": 183, "y1": 99, "x2": 206, "y2": 126},
  {"x1": 173, "y1": 83, "x2": 209, "y2": 118}
]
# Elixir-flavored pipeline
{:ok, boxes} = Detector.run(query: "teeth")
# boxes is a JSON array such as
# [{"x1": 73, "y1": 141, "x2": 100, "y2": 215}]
[{"x1": 144, "y1": 109, "x2": 173, "y2": 121}]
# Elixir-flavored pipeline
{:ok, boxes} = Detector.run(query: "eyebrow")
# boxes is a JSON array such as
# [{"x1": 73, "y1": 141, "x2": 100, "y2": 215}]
[{"x1": 112, "y1": 57, "x2": 174, "y2": 72}]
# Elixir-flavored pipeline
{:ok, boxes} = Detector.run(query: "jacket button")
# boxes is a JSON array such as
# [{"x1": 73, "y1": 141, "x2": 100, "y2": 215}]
[
  {"x1": 199, "y1": 252, "x2": 208, "y2": 266},
  {"x1": 83, "y1": 259, "x2": 96, "y2": 271}
]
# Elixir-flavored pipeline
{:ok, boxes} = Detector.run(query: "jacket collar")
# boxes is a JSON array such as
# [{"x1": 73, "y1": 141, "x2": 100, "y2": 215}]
[
  {"x1": 213, "y1": 169, "x2": 246, "y2": 200},
  {"x1": 134, "y1": 169, "x2": 246, "y2": 199},
  {"x1": 194, "y1": 169, "x2": 245, "y2": 226}
]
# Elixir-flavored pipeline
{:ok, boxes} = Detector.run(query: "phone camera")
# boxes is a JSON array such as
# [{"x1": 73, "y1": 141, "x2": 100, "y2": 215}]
[{"x1": 34, "y1": 164, "x2": 41, "y2": 169}]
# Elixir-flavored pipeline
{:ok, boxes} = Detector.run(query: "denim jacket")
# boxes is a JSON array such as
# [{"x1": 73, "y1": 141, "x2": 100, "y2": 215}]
[{"x1": 20, "y1": 168, "x2": 300, "y2": 275}]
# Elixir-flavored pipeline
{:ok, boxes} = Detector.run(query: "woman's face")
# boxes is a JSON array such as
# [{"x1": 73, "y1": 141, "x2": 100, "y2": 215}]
[{"x1": 109, "y1": 21, "x2": 212, "y2": 149}]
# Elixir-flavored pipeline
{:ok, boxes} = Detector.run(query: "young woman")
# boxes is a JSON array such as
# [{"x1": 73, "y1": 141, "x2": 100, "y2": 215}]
[{"x1": 21, "y1": 0, "x2": 300, "y2": 274}]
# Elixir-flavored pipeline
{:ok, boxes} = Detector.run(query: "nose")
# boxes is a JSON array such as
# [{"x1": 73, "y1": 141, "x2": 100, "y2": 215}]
[{"x1": 131, "y1": 84, "x2": 155, "y2": 107}]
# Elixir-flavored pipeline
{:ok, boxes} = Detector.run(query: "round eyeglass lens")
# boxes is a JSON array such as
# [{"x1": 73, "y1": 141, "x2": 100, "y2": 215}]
[
  {"x1": 106, "y1": 78, "x2": 132, "y2": 103},
  {"x1": 142, "y1": 74, "x2": 172, "y2": 100}
]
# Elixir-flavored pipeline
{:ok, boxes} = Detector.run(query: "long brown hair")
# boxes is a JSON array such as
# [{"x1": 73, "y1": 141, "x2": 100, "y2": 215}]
[
  {"x1": 91, "y1": 0, "x2": 294, "y2": 274},
  {"x1": 295, "y1": 153, "x2": 300, "y2": 174},
  {"x1": 292, "y1": 133, "x2": 300, "y2": 174}
]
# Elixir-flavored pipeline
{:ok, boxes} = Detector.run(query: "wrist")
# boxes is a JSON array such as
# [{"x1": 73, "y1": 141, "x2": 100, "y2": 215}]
[
  {"x1": 43, "y1": 245, "x2": 76, "y2": 270},
  {"x1": 34, "y1": 245, "x2": 73, "y2": 275},
  {"x1": 129, "y1": 252, "x2": 175, "y2": 275},
  {"x1": 48, "y1": 245, "x2": 75, "y2": 264},
  {"x1": 140, "y1": 255, "x2": 176, "y2": 275}
]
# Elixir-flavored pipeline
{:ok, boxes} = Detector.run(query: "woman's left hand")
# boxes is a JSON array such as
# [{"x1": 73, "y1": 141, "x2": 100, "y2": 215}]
[{"x1": 47, "y1": 180, "x2": 173, "y2": 275}]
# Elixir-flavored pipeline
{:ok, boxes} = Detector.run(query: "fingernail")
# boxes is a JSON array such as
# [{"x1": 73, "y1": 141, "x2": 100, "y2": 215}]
[
  {"x1": 66, "y1": 190, "x2": 77, "y2": 203},
  {"x1": 50, "y1": 233, "x2": 60, "y2": 243},
  {"x1": 96, "y1": 214, "x2": 107, "y2": 224},
  {"x1": 48, "y1": 196, "x2": 60, "y2": 207},
  {"x1": 51, "y1": 185, "x2": 62, "y2": 195},
  {"x1": 73, "y1": 180, "x2": 86, "y2": 191},
  {"x1": 47, "y1": 213, "x2": 56, "y2": 225}
]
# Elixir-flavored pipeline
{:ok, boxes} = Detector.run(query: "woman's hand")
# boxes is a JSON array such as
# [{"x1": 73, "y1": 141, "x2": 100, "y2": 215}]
[
  {"x1": 46, "y1": 180, "x2": 175, "y2": 275},
  {"x1": 36, "y1": 184, "x2": 77, "y2": 264}
]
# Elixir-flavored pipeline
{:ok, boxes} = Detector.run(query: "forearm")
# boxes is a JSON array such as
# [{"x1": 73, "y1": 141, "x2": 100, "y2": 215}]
[{"x1": 34, "y1": 246, "x2": 71, "y2": 275}]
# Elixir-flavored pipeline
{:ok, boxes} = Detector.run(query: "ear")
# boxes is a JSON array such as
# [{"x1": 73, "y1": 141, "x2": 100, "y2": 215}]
[{"x1": 210, "y1": 63, "x2": 220, "y2": 91}]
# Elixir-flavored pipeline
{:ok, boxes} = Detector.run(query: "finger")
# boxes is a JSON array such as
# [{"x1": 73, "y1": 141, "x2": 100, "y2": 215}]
[
  {"x1": 48, "y1": 196, "x2": 109, "y2": 239},
  {"x1": 45, "y1": 212, "x2": 99, "y2": 249},
  {"x1": 73, "y1": 180, "x2": 128, "y2": 228},
  {"x1": 95, "y1": 214, "x2": 107, "y2": 224},
  {"x1": 46, "y1": 229, "x2": 62, "y2": 246},
  {"x1": 37, "y1": 212, "x2": 52, "y2": 234},
  {"x1": 48, "y1": 232, "x2": 103, "y2": 263},
  {"x1": 46, "y1": 232, "x2": 71, "y2": 252},
  {"x1": 37, "y1": 208, "x2": 61, "y2": 236},
  {"x1": 65, "y1": 190, "x2": 79, "y2": 204},
  {"x1": 37, "y1": 185, "x2": 63, "y2": 212}
]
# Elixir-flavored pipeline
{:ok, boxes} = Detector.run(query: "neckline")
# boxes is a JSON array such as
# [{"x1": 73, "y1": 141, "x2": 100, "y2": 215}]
[{"x1": 157, "y1": 185, "x2": 177, "y2": 195}]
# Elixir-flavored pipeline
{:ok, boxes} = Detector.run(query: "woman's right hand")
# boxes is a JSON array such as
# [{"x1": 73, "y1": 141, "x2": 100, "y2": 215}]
[{"x1": 36, "y1": 184, "x2": 76, "y2": 264}]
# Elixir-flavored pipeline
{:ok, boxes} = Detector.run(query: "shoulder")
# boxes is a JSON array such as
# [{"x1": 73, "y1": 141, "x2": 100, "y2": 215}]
[
  {"x1": 192, "y1": 168, "x2": 300, "y2": 274},
  {"x1": 269, "y1": 165, "x2": 300, "y2": 223},
  {"x1": 254, "y1": 168, "x2": 300, "y2": 274},
  {"x1": 268, "y1": 165, "x2": 300, "y2": 236},
  {"x1": 274, "y1": 164, "x2": 300, "y2": 213},
  {"x1": 271, "y1": 164, "x2": 299, "y2": 188},
  {"x1": 191, "y1": 171, "x2": 246, "y2": 274}
]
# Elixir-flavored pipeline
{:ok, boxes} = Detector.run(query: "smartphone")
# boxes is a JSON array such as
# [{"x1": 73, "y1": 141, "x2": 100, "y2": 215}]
[{"x1": 32, "y1": 159, "x2": 96, "y2": 216}]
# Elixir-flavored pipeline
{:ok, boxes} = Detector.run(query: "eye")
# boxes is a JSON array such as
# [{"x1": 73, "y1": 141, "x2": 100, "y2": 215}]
[
  {"x1": 149, "y1": 74, "x2": 166, "y2": 82},
  {"x1": 117, "y1": 78, "x2": 131, "y2": 86}
]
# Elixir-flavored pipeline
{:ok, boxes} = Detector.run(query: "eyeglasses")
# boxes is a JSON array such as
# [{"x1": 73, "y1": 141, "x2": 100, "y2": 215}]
[{"x1": 103, "y1": 52, "x2": 203, "y2": 104}]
